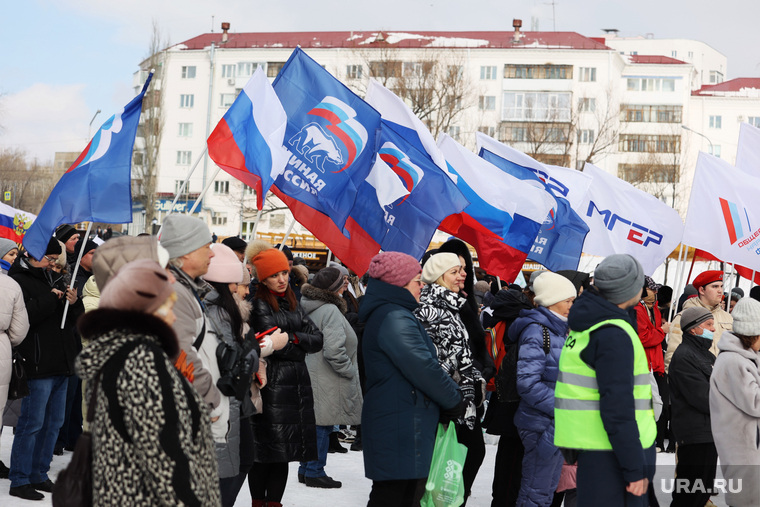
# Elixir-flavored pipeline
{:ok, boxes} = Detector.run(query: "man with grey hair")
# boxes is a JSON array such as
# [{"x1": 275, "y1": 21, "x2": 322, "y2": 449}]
[{"x1": 158, "y1": 214, "x2": 221, "y2": 421}]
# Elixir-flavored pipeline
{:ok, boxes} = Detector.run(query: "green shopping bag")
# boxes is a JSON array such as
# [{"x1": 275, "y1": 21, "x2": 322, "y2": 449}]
[{"x1": 421, "y1": 423, "x2": 468, "y2": 507}]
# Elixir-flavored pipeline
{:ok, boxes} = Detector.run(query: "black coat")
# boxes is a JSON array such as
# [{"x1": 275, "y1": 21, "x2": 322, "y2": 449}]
[
  {"x1": 9, "y1": 258, "x2": 83, "y2": 378},
  {"x1": 249, "y1": 294, "x2": 323, "y2": 463},
  {"x1": 669, "y1": 332, "x2": 715, "y2": 445}
]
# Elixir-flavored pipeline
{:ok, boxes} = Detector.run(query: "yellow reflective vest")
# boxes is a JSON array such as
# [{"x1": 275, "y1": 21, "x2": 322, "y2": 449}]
[{"x1": 554, "y1": 318, "x2": 656, "y2": 450}]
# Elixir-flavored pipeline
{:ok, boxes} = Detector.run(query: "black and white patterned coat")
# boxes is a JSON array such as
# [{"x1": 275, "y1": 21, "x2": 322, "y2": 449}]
[
  {"x1": 77, "y1": 309, "x2": 221, "y2": 507},
  {"x1": 414, "y1": 283, "x2": 482, "y2": 429}
]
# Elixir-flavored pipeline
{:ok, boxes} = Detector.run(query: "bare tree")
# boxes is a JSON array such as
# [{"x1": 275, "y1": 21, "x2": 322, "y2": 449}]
[
  {"x1": 0, "y1": 148, "x2": 63, "y2": 213},
  {"x1": 574, "y1": 85, "x2": 620, "y2": 166},
  {"x1": 132, "y1": 20, "x2": 168, "y2": 233}
]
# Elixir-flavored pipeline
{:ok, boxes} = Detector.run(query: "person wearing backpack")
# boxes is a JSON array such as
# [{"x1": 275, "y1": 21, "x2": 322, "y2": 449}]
[{"x1": 508, "y1": 272, "x2": 576, "y2": 507}]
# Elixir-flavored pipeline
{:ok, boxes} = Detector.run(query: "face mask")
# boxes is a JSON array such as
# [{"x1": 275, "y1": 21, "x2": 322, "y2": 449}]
[{"x1": 699, "y1": 329, "x2": 714, "y2": 341}]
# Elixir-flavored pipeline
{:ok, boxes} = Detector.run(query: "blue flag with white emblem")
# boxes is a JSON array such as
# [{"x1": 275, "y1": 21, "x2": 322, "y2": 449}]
[{"x1": 272, "y1": 48, "x2": 381, "y2": 229}]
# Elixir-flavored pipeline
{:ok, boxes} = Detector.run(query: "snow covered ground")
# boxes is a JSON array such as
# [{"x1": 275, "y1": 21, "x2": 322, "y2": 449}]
[{"x1": 0, "y1": 430, "x2": 725, "y2": 506}]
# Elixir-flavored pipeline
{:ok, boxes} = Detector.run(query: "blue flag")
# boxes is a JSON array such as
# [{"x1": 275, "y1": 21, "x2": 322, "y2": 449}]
[
  {"x1": 23, "y1": 74, "x2": 153, "y2": 260},
  {"x1": 479, "y1": 148, "x2": 589, "y2": 271},
  {"x1": 349, "y1": 120, "x2": 469, "y2": 260},
  {"x1": 272, "y1": 48, "x2": 381, "y2": 229}
]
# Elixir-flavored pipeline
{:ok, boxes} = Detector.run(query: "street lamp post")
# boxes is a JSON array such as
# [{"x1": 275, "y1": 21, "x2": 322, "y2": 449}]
[
  {"x1": 88, "y1": 109, "x2": 102, "y2": 140},
  {"x1": 681, "y1": 125, "x2": 715, "y2": 155}
]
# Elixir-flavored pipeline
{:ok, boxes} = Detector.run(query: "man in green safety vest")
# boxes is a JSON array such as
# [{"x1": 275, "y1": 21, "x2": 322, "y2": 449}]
[{"x1": 555, "y1": 254, "x2": 656, "y2": 506}]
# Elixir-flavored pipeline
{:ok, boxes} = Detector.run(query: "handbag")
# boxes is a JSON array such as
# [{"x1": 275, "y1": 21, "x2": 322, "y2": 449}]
[
  {"x1": 420, "y1": 423, "x2": 468, "y2": 507},
  {"x1": 8, "y1": 350, "x2": 29, "y2": 400}
]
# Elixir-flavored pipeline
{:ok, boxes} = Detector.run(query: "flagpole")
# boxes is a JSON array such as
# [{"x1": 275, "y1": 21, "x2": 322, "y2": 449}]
[
  {"x1": 249, "y1": 209, "x2": 263, "y2": 241},
  {"x1": 187, "y1": 166, "x2": 222, "y2": 215},
  {"x1": 326, "y1": 249, "x2": 333, "y2": 265},
  {"x1": 61, "y1": 222, "x2": 93, "y2": 329},
  {"x1": 279, "y1": 219, "x2": 297, "y2": 250},
  {"x1": 168, "y1": 146, "x2": 208, "y2": 216},
  {"x1": 668, "y1": 244, "x2": 686, "y2": 323}
]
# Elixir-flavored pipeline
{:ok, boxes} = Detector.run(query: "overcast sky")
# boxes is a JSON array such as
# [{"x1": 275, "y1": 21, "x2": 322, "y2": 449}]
[{"x1": 2, "y1": 0, "x2": 758, "y2": 163}]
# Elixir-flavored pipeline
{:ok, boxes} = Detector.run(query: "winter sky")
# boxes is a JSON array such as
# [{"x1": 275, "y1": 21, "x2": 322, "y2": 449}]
[{"x1": 1, "y1": 0, "x2": 759, "y2": 163}]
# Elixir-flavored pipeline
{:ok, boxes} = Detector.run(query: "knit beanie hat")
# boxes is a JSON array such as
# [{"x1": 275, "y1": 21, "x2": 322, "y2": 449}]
[
  {"x1": 99, "y1": 259, "x2": 175, "y2": 314},
  {"x1": 205, "y1": 244, "x2": 244, "y2": 283},
  {"x1": 681, "y1": 307, "x2": 713, "y2": 334},
  {"x1": 421, "y1": 252, "x2": 460, "y2": 284},
  {"x1": 731, "y1": 298, "x2": 760, "y2": 336},
  {"x1": 73, "y1": 238, "x2": 98, "y2": 257},
  {"x1": 244, "y1": 239, "x2": 273, "y2": 265},
  {"x1": 158, "y1": 215, "x2": 212, "y2": 259},
  {"x1": 368, "y1": 251, "x2": 421, "y2": 287},
  {"x1": 241, "y1": 265, "x2": 251, "y2": 285},
  {"x1": 533, "y1": 272, "x2": 578, "y2": 307},
  {"x1": 54, "y1": 224, "x2": 78, "y2": 244},
  {"x1": 593, "y1": 254, "x2": 644, "y2": 304},
  {"x1": 528, "y1": 270, "x2": 548, "y2": 291},
  {"x1": 327, "y1": 261, "x2": 349, "y2": 277},
  {"x1": 251, "y1": 249, "x2": 290, "y2": 281},
  {"x1": 274, "y1": 244, "x2": 294, "y2": 261},
  {"x1": 54, "y1": 241, "x2": 67, "y2": 269},
  {"x1": 221, "y1": 236, "x2": 248, "y2": 254},
  {"x1": 312, "y1": 267, "x2": 344, "y2": 292},
  {"x1": 0, "y1": 238, "x2": 17, "y2": 260}
]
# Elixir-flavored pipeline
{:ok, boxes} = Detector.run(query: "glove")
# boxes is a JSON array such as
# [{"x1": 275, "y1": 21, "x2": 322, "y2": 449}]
[
  {"x1": 474, "y1": 378, "x2": 487, "y2": 408},
  {"x1": 439, "y1": 391, "x2": 466, "y2": 424},
  {"x1": 269, "y1": 330, "x2": 289, "y2": 351}
]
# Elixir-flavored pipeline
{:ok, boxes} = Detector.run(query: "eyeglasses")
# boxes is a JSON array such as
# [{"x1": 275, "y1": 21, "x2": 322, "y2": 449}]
[{"x1": 43, "y1": 255, "x2": 58, "y2": 263}]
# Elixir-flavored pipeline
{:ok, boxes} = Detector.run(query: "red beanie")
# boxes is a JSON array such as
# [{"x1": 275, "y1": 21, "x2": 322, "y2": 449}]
[
  {"x1": 252, "y1": 249, "x2": 290, "y2": 281},
  {"x1": 368, "y1": 251, "x2": 421, "y2": 287}
]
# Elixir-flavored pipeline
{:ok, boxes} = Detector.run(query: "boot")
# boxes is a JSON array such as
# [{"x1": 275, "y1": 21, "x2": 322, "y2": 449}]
[
  {"x1": 350, "y1": 425, "x2": 362, "y2": 451},
  {"x1": 328, "y1": 431, "x2": 347, "y2": 453},
  {"x1": 266, "y1": 503, "x2": 283, "y2": 507},
  {"x1": 252, "y1": 500, "x2": 266, "y2": 507}
]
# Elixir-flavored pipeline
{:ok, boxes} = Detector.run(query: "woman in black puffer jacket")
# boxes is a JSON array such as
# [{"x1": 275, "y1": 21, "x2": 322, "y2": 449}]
[{"x1": 247, "y1": 249, "x2": 323, "y2": 507}]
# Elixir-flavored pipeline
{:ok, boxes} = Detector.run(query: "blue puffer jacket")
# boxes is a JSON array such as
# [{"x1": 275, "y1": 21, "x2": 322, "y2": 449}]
[
  {"x1": 359, "y1": 278, "x2": 461, "y2": 481},
  {"x1": 508, "y1": 306, "x2": 568, "y2": 432}
]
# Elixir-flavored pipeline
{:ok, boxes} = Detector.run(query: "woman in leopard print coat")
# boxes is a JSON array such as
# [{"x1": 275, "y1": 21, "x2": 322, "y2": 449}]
[{"x1": 76, "y1": 260, "x2": 220, "y2": 507}]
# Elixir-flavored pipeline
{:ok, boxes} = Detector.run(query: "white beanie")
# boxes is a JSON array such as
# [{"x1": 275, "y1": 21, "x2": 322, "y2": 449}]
[
  {"x1": 533, "y1": 272, "x2": 577, "y2": 307},
  {"x1": 422, "y1": 252, "x2": 461, "y2": 284},
  {"x1": 731, "y1": 298, "x2": 760, "y2": 336}
]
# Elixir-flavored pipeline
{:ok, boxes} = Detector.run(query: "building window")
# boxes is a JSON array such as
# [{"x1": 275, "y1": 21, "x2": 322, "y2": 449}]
[
  {"x1": 579, "y1": 67, "x2": 597, "y2": 82},
  {"x1": 626, "y1": 77, "x2": 676, "y2": 92},
  {"x1": 176, "y1": 151, "x2": 192, "y2": 165},
  {"x1": 403, "y1": 62, "x2": 430, "y2": 77},
  {"x1": 671, "y1": 50, "x2": 678, "y2": 58},
  {"x1": 620, "y1": 105, "x2": 682, "y2": 123},
  {"x1": 579, "y1": 98, "x2": 596, "y2": 113},
  {"x1": 178, "y1": 123, "x2": 193, "y2": 137},
  {"x1": 688, "y1": 51, "x2": 694, "y2": 59},
  {"x1": 211, "y1": 211, "x2": 228, "y2": 226},
  {"x1": 346, "y1": 65, "x2": 363, "y2": 79},
  {"x1": 619, "y1": 134, "x2": 680, "y2": 153},
  {"x1": 448, "y1": 126, "x2": 461, "y2": 141},
  {"x1": 181, "y1": 66, "x2": 196, "y2": 79},
  {"x1": 480, "y1": 66, "x2": 498, "y2": 80},
  {"x1": 214, "y1": 181, "x2": 230, "y2": 194},
  {"x1": 174, "y1": 180, "x2": 187, "y2": 195},
  {"x1": 447, "y1": 65, "x2": 464, "y2": 79},
  {"x1": 267, "y1": 62, "x2": 286, "y2": 78},
  {"x1": 241, "y1": 220, "x2": 256, "y2": 241},
  {"x1": 502, "y1": 92, "x2": 572, "y2": 122},
  {"x1": 269, "y1": 213, "x2": 286, "y2": 229},
  {"x1": 577, "y1": 129, "x2": 595, "y2": 144},
  {"x1": 220, "y1": 93, "x2": 236, "y2": 107},
  {"x1": 709, "y1": 115, "x2": 722, "y2": 129},
  {"x1": 369, "y1": 61, "x2": 401, "y2": 78},
  {"x1": 710, "y1": 145, "x2": 722, "y2": 158},
  {"x1": 478, "y1": 126, "x2": 496, "y2": 137},
  {"x1": 180, "y1": 94, "x2": 194, "y2": 108},
  {"x1": 221, "y1": 64, "x2": 236, "y2": 78},
  {"x1": 749, "y1": 117, "x2": 760, "y2": 128},
  {"x1": 238, "y1": 62, "x2": 264, "y2": 78},
  {"x1": 479, "y1": 96, "x2": 496, "y2": 111},
  {"x1": 618, "y1": 164, "x2": 679, "y2": 183},
  {"x1": 504, "y1": 64, "x2": 573, "y2": 79}
]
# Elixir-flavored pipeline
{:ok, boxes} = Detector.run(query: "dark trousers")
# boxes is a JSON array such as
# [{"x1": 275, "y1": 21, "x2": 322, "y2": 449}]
[
  {"x1": 56, "y1": 375, "x2": 82, "y2": 448},
  {"x1": 655, "y1": 372, "x2": 673, "y2": 449},
  {"x1": 491, "y1": 435, "x2": 524, "y2": 506},
  {"x1": 219, "y1": 417, "x2": 255, "y2": 507},
  {"x1": 456, "y1": 420, "x2": 486, "y2": 505},
  {"x1": 248, "y1": 461, "x2": 288, "y2": 502},
  {"x1": 577, "y1": 446, "x2": 656, "y2": 507},
  {"x1": 367, "y1": 478, "x2": 426, "y2": 507},
  {"x1": 671, "y1": 442, "x2": 718, "y2": 507}
]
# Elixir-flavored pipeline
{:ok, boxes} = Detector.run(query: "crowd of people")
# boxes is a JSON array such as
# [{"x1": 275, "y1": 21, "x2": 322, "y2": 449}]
[{"x1": 1, "y1": 223, "x2": 760, "y2": 507}]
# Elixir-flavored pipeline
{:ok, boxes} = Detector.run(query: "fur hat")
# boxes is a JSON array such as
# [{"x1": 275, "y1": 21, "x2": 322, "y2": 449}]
[
  {"x1": 311, "y1": 267, "x2": 345, "y2": 292},
  {"x1": 368, "y1": 251, "x2": 421, "y2": 287},
  {"x1": 158, "y1": 215, "x2": 212, "y2": 259},
  {"x1": 205, "y1": 244, "x2": 243, "y2": 283},
  {"x1": 99, "y1": 259, "x2": 174, "y2": 314},
  {"x1": 731, "y1": 298, "x2": 760, "y2": 336},
  {"x1": 593, "y1": 254, "x2": 644, "y2": 304},
  {"x1": 421, "y1": 252, "x2": 460, "y2": 285},
  {"x1": 533, "y1": 272, "x2": 577, "y2": 307},
  {"x1": 251, "y1": 249, "x2": 290, "y2": 281},
  {"x1": 681, "y1": 307, "x2": 713, "y2": 334}
]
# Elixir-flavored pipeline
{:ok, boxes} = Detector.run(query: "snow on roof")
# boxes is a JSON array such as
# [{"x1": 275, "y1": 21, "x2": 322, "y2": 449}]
[{"x1": 693, "y1": 78, "x2": 760, "y2": 97}]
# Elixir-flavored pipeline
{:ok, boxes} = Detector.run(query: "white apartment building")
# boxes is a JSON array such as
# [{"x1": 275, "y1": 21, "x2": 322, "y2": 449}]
[{"x1": 130, "y1": 23, "x2": 760, "y2": 240}]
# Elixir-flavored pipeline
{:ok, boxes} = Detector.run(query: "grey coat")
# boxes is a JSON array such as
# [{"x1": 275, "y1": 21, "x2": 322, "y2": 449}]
[
  {"x1": 710, "y1": 331, "x2": 760, "y2": 506},
  {"x1": 300, "y1": 284, "x2": 362, "y2": 426}
]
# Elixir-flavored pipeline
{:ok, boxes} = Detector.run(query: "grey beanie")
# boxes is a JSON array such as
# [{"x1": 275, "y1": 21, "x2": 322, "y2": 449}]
[
  {"x1": 593, "y1": 254, "x2": 644, "y2": 304},
  {"x1": 681, "y1": 307, "x2": 713, "y2": 334},
  {"x1": 0, "y1": 238, "x2": 18, "y2": 260},
  {"x1": 159, "y1": 215, "x2": 212, "y2": 259},
  {"x1": 731, "y1": 298, "x2": 760, "y2": 336}
]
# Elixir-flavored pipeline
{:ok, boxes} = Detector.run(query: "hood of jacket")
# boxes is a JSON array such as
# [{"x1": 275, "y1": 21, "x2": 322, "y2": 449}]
[
  {"x1": 491, "y1": 288, "x2": 533, "y2": 321},
  {"x1": 358, "y1": 278, "x2": 418, "y2": 321},
  {"x1": 718, "y1": 331, "x2": 760, "y2": 363},
  {"x1": 300, "y1": 283, "x2": 347, "y2": 315},
  {"x1": 419, "y1": 282, "x2": 466, "y2": 313},
  {"x1": 91, "y1": 235, "x2": 162, "y2": 290},
  {"x1": 76, "y1": 308, "x2": 179, "y2": 381},
  {"x1": 509, "y1": 306, "x2": 568, "y2": 343},
  {"x1": 82, "y1": 275, "x2": 100, "y2": 300},
  {"x1": 567, "y1": 287, "x2": 636, "y2": 332}
]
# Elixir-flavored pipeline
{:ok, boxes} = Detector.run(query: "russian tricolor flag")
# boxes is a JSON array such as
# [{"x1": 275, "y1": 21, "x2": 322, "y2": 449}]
[{"x1": 208, "y1": 66, "x2": 289, "y2": 210}]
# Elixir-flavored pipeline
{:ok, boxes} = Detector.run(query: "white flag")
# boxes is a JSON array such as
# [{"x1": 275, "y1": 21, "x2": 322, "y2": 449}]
[
  {"x1": 735, "y1": 122, "x2": 760, "y2": 174},
  {"x1": 476, "y1": 132, "x2": 592, "y2": 210},
  {"x1": 683, "y1": 152, "x2": 760, "y2": 271},
  {"x1": 580, "y1": 164, "x2": 683, "y2": 275}
]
